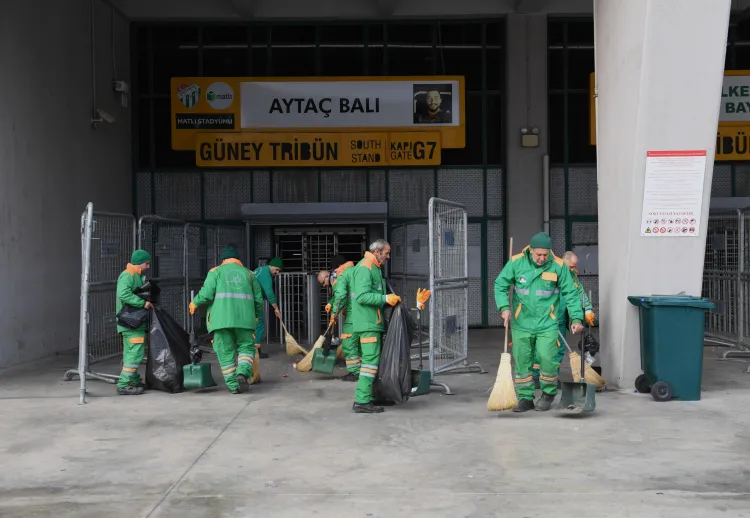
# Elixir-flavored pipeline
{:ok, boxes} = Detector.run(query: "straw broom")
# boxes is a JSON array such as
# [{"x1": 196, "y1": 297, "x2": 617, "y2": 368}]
[
  {"x1": 281, "y1": 321, "x2": 309, "y2": 357},
  {"x1": 568, "y1": 350, "x2": 605, "y2": 388},
  {"x1": 487, "y1": 238, "x2": 519, "y2": 412},
  {"x1": 250, "y1": 350, "x2": 261, "y2": 385},
  {"x1": 296, "y1": 320, "x2": 336, "y2": 372},
  {"x1": 336, "y1": 343, "x2": 344, "y2": 361}
]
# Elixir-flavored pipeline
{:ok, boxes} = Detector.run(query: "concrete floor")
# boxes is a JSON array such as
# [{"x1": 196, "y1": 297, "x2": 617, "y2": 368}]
[{"x1": 1, "y1": 329, "x2": 750, "y2": 517}]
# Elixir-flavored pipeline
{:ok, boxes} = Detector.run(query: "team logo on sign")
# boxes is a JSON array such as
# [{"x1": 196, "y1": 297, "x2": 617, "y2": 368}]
[
  {"x1": 206, "y1": 82, "x2": 234, "y2": 110},
  {"x1": 177, "y1": 83, "x2": 201, "y2": 109}
]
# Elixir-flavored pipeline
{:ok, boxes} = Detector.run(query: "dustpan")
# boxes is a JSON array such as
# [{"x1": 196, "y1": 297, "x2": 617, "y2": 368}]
[
  {"x1": 558, "y1": 329, "x2": 595, "y2": 414},
  {"x1": 183, "y1": 291, "x2": 217, "y2": 389},
  {"x1": 312, "y1": 321, "x2": 337, "y2": 374}
]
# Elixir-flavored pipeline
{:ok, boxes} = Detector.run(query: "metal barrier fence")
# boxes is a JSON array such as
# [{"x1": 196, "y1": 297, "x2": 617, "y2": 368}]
[
  {"x1": 390, "y1": 198, "x2": 485, "y2": 394},
  {"x1": 66, "y1": 203, "x2": 248, "y2": 403},
  {"x1": 429, "y1": 197, "x2": 484, "y2": 383},
  {"x1": 703, "y1": 208, "x2": 750, "y2": 366}
]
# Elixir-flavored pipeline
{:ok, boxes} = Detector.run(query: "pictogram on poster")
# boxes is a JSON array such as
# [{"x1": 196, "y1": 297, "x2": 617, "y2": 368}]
[{"x1": 640, "y1": 150, "x2": 707, "y2": 237}]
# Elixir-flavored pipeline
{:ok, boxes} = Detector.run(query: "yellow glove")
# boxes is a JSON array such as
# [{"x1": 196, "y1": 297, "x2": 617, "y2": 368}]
[
  {"x1": 585, "y1": 311, "x2": 596, "y2": 326},
  {"x1": 386, "y1": 294, "x2": 401, "y2": 307},
  {"x1": 416, "y1": 288, "x2": 431, "y2": 310},
  {"x1": 189, "y1": 302, "x2": 198, "y2": 315},
  {"x1": 325, "y1": 303, "x2": 332, "y2": 313}
]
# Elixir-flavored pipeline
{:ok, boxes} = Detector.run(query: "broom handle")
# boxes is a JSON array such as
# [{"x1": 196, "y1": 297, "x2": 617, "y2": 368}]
[
  {"x1": 580, "y1": 293, "x2": 586, "y2": 382},
  {"x1": 504, "y1": 237, "x2": 514, "y2": 354}
]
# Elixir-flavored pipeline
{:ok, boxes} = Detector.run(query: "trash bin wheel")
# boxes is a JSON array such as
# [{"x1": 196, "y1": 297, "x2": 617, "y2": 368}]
[
  {"x1": 635, "y1": 374, "x2": 651, "y2": 394},
  {"x1": 651, "y1": 381, "x2": 673, "y2": 402}
]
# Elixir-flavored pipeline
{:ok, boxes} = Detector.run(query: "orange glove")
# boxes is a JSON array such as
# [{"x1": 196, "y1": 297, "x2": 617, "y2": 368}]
[
  {"x1": 386, "y1": 294, "x2": 401, "y2": 307},
  {"x1": 189, "y1": 302, "x2": 198, "y2": 315},
  {"x1": 585, "y1": 311, "x2": 596, "y2": 326},
  {"x1": 325, "y1": 303, "x2": 332, "y2": 313},
  {"x1": 416, "y1": 288, "x2": 431, "y2": 310},
  {"x1": 329, "y1": 314, "x2": 336, "y2": 326}
]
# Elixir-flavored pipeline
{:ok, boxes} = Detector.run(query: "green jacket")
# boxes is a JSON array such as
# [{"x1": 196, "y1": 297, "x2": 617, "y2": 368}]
[
  {"x1": 351, "y1": 252, "x2": 387, "y2": 333},
  {"x1": 328, "y1": 262, "x2": 356, "y2": 331},
  {"x1": 494, "y1": 247, "x2": 583, "y2": 333},
  {"x1": 253, "y1": 265, "x2": 277, "y2": 305},
  {"x1": 559, "y1": 268, "x2": 593, "y2": 322},
  {"x1": 116, "y1": 264, "x2": 147, "y2": 333},
  {"x1": 194, "y1": 259, "x2": 264, "y2": 333}
]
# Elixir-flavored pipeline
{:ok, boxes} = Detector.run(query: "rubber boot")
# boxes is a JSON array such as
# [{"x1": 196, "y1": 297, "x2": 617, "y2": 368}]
[
  {"x1": 535, "y1": 393, "x2": 555, "y2": 412},
  {"x1": 236, "y1": 374, "x2": 249, "y2": 394},
  {"x1": 352, "y1": 402, "x2": 384, "y2": 414},
  {"x1": 512, "y1": 399, "x2": 535, "y2": 413},
  {"x1": 339, "y1": 373, "x2": 359, "y2": 382}
]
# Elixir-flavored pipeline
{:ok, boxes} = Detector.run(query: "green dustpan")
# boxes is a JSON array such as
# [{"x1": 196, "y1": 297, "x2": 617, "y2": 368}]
[
  {"x1": 183, "y1": 291, "x2": 217, "y2": 389},
  {"x1": 558, "y1": 329, "x2": 596, "y2": 414},
  {"x1": 312, "y1": 325, "x2": 337, "y2": 374}
]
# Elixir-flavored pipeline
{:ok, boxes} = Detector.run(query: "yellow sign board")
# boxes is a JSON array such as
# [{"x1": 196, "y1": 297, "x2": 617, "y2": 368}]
[
  {"x1": 172, "y1": 76, "x2": 465, "y2": 151},
  {"x1": 196, "y1": 132, "x2": 442, "y2": 168},
  {"x1": 716, "y1": 125, "x2": 750, "y2": 161}
]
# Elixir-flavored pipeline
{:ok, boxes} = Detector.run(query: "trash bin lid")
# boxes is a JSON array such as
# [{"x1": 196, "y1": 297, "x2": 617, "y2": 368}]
[{"x1": 627, "y1": 295, "x2": 715, "y2": 309}]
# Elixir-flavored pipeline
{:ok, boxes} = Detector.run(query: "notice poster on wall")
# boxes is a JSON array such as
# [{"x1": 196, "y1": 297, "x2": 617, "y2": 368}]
[{"x1": 640, "y1": 150, "x2": 707, "y2": 237}]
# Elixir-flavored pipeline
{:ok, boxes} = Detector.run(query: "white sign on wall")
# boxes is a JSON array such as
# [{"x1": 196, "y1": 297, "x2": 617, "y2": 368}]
[
  {"x1": 240, "y1": 80, "x2": 461, "y2": 129},
  {"x1": 640, "y1": 150, "x2": 707, "y2": 237}
]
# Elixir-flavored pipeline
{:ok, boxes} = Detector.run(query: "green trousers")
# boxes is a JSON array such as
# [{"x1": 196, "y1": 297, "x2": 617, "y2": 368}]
[
  {"x1": 532, "y1": 320, "x2": 567, "y2": 380},
  {"x1": 254, "y1": 313, "x2": 265, "y2": 348},
  {"x1": 512, "y1": 327, "x2": 560, "y2": 400},
  {"x1": 341, "y1": 324, "x2": 361, "y2": 375},
  {"x1": 213, "y1": 328, "x2": 256, "y2": 392},
  {"x1": 118, "y1": 330, "x2": 146, "y2": 388},
  {"x1": 351, "y1": 331, "x2": 381, "y2": 403}
]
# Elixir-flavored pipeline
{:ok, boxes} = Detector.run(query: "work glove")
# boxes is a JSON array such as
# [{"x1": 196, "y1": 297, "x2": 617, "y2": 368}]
[
  {"x1": 329, "y1": 314, "x2": 337, "y2": 326},
  {"x1": 585, "y1": 311, "x2": 596, "y2": 327},
  {"x1": 385, "y1": 294, "x2": 401, "y2": 307},
  {"x1": 416, "y1": 288, "x2": 431, "y2": 310},
  {"x1": 325, "y1": 303, "x2": 332, "y2": 313},
  {"x1": 189, "y1": 302, "x2": 198, "y2": 315}
]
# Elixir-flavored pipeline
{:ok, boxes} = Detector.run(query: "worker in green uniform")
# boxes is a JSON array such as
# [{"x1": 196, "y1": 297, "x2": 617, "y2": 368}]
[
  {"x1": 494, "y1": 232, "x2": 584, "y2": 412},
  {"x1": 532, "y1": 250, "x2": 596, "y2": 387},
  {"x1": 115, "y1": 249, "x2": 153, "y2": 395},
  {"x1": 318, "y1": 258, "x2": 359, "y2": 382},
  {"x1": 350, "y1": 239, "x2": 401, "y2": 413},
  {"x1": 190, "y1": 247, "x2": 264, "y2": 394},
  {"x1": 253, "y1": 257, "x2": 284, "y2": 359}
]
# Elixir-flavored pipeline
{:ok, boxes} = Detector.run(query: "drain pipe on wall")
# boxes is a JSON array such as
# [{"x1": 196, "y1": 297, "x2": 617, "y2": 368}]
[{"x1": 543, "y1": 154, "x2": 550, "y2": 235}]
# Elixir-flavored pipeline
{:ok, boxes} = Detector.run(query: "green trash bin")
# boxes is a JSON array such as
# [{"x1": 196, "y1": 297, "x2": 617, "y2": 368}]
[{"x1": 627, "y1": 295, "x2": 715, "y2": 402}]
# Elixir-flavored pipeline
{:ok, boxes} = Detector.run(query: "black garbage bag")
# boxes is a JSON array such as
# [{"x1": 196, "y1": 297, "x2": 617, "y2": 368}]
[
  {"x1": 578, "y1": 332, "x2": 601, "y2": 356},
  {"x1": 116, "y1": 304, "x2": 150, "y2": 329},
  {"x1": 146, "y1": 306, "x2": 192, "y2": 393},
  {"x1": 134, "y1": 280, "x2": 161, "y2": 305},
  {"x1": 373, "y1": 302, "x2": 417, "y2": 404}
]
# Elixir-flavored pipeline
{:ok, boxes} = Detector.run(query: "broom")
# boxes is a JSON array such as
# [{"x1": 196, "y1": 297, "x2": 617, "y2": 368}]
[
  {"x1": 559, "y1": 331, "x2": 606, "y2": 389},
  {"x1": 296, "y1": 319, "x2": 336, "y2": 372},
  {"x1": 281, "y1": 320, "x2": 309, "y2": 357},
  {"x1": 250, "y1": 350, "x2": 261, "y2": 385},
  {"x1": 336, "y1": 343, "x2": 344, "y2": 361},
  {"x1": 487, "y1": 237, "x2": 519, "y2": 412}
]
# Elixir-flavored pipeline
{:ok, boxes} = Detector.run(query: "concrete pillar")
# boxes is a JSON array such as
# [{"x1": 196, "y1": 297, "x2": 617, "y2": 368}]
[
  {"x1": 505, "y1": 14, "x2": 548, "y2": 248},
  {"x1": 594, "y1": 0, "x2": 731, "y2": 387}
]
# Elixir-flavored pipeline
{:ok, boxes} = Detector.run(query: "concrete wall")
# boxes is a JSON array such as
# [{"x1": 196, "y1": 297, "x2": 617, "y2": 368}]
[
  {"x1": 0, "y1": 0, "x2": 131, "y2": 368},
  {"x1": 505, "y1": 14, "x2": 548, "y2": 249},
  {"x1": 595, "y1": 0, "x2": 731, "y2": 387}
]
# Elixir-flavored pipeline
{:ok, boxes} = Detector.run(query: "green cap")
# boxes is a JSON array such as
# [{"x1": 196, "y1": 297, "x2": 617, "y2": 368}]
[
  {"x1": 220, "y1": 246, "x2": 240, "y2": 261},
  {"x1": 529, "y1": 232, "x2": 553, "y2": 250},
  {"x1": 269, "y1": 257, "x2": 284, "y2": 269},
  {"x1": 131, "y1": 249, "x2": 151, "y2": 265}
]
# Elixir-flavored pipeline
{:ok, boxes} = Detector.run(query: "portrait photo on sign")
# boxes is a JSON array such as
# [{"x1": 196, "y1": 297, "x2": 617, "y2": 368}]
[{"x1": 413, "y1": 84, "x2": 453, "y2": 124}]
